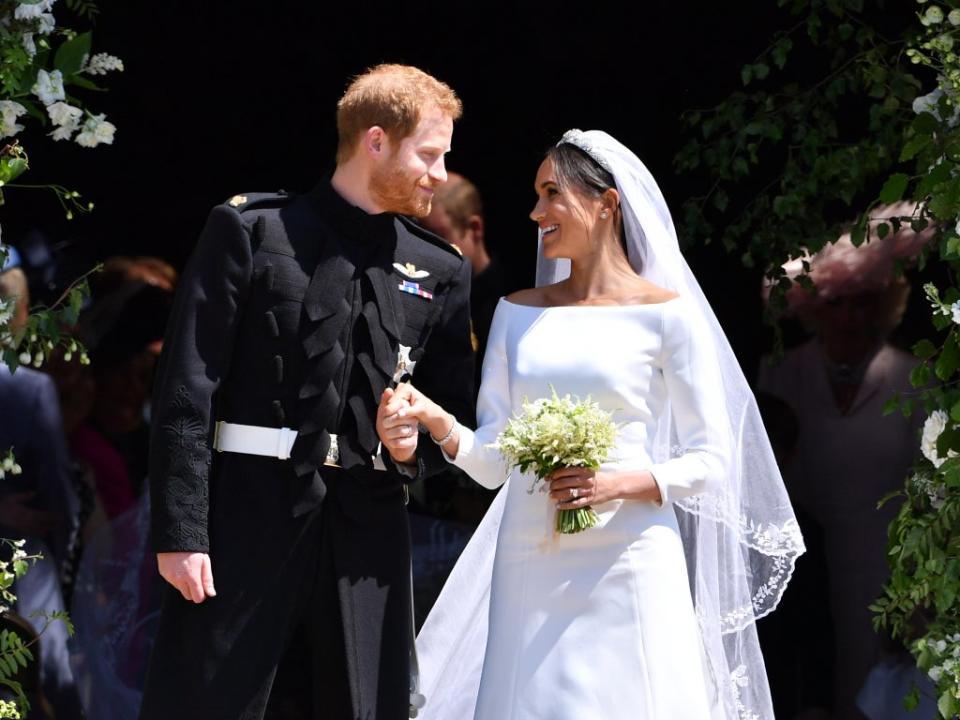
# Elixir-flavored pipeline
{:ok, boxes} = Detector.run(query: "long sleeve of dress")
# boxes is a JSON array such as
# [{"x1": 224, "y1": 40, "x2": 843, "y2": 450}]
[
  {"x1": 648, "y1": 300, "x2": 729, "y2": 505},
  {"x1": 148, "y1": 204, "x2": 253, "y2": 553},
  {"x1": 448, "y1": 300, "x2": 511, "y2": 489}
]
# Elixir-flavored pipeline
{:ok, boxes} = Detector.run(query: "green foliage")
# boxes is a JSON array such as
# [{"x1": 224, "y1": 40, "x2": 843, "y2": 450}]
[
  {"x1": 676, "y1": 0, "x2": 960, "y2": 713},
  {"x1": 0, "y1": 0, "x2": 121, "y2": 217},
  {"x1": 674, "y1": 0, "x2": 922, "y2": 325},
  {"x1": 0, "y1": 267, "x2": 97, "y2": 373},
  {"x1": 0, "y1": 3, "x2": 117, "y2": 717}
]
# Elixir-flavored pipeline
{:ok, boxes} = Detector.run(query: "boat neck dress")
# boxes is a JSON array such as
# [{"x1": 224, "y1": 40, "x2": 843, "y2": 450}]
[{"x1": 428, "y1": 296, "x2": 728, "y2": 719}]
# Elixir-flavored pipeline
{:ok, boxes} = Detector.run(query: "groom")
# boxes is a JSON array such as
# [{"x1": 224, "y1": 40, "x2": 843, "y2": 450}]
[{"x1": 140, "y1": 64, "x2": 475, "y2": 720}]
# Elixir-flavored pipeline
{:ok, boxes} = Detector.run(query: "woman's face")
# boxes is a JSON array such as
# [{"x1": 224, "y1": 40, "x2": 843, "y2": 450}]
[{"x1": 529, "y1": 157, "x2": 602, "y2": 261}]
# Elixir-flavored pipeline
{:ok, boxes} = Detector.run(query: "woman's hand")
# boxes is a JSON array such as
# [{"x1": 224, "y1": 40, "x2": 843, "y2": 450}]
[
  {"x1": 548, "y1": 467, "x2": 662, "y2": 508},
  {"x1": 548, "y1": 467, "x2": 620, "y2": 509},
  {"x1": 379, "y1": 382, "x2": 460, "y2": 460}
]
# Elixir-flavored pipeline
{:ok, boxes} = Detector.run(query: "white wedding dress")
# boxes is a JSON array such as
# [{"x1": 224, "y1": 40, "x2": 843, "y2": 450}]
[{"x1": 423, "y1": 295, "x2": 728, "y2": 719}]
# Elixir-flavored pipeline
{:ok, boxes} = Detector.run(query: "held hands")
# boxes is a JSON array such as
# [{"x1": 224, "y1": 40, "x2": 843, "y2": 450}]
[
  {"x1": 157, "y1": 551, "x2": 216, "y2": 604},
  {"x1": 377, "y1": 383, "x2": 455, "y2": 464},
  {"x1": 377, "y1": 385, "x2": 421, "y2": 465}
]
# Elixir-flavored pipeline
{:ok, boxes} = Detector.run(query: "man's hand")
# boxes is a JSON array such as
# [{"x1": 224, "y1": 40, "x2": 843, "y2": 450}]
[
  {"x1": 377, "y1": 386, "x2": 420, "y2": 465},
  {"x1": 157, "y1": 552, "x2": 216, "y2": 604}
]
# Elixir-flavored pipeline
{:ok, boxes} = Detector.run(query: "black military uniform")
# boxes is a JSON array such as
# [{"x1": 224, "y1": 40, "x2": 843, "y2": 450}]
[{"x1": 140, "y1": 180, "x2": 474, "y2": 720}]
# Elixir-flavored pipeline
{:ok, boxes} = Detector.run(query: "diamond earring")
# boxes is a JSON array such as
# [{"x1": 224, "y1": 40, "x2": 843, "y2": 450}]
[{"x1": 600, "y1": 211, "x2": 609, "y2": 219}]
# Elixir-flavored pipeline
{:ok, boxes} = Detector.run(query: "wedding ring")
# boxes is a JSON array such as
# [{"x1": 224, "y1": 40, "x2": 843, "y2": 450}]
[{"x1": 570, "y1": 487, "x2": 579, "y2": 500}]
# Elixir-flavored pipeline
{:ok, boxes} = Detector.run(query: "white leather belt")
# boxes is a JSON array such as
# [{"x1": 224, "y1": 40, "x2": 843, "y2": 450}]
[{"x1": 213, "y1": 421, "x2": 340, "y2": 466}]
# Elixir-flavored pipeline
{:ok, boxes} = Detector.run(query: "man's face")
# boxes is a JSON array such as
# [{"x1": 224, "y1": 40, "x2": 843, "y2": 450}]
[{"x1": 369, "y1": 105, "x2": 453, "y2": 217}]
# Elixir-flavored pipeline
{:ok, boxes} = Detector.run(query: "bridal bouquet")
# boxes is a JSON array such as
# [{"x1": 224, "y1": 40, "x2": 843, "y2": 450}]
[{"x1": 494, "y1": 388, "x2": 618, "y2": 534}]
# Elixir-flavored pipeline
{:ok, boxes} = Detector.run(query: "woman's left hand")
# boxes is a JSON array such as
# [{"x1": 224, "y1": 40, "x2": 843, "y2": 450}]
[{"x1": 548, "y1": 467, "x2": 621, "y2": 509}]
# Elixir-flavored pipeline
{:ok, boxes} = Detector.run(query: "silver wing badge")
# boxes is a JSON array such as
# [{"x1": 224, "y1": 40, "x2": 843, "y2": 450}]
[{"x1": 393, "y1": 262, "x2": 430, "y2": 280}]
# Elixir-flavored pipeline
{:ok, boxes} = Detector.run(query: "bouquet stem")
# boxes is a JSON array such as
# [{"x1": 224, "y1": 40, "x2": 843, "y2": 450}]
[{"x1": 556, "y1": 506, "x2": 599, "y2": 534}]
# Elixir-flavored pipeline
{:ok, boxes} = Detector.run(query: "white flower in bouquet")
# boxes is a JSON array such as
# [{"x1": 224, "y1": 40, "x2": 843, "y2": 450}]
[
  {"x1": 493, "y1": 387, "x2": 618, "y2": 534},
  {"x1": 75, "y1": 113, "x2": 116, "y2": 148},
  {"x1": 21, "y1": 32, "x2": 35, "y2": 57},
  {"x1": 0, "y1": 101, "x2": 26, "y2": 139},
  {"x1": 32, "y1": 69, "x2": 64, "y2": 106},
  {"x1": 83, "y1": 52, "x2": 124, "y2": 75},
  {"x1": 922, "y1": 410, "x2": 957, "y2": 467}
]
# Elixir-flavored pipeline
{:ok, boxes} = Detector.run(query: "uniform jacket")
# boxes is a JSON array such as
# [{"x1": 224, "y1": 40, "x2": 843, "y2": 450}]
[{"x1": 148, "y1": 180, "x2": 475, "y2": 553}]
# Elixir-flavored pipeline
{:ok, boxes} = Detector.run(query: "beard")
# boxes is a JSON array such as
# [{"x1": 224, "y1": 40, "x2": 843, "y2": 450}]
[{"x1": 369, "y1": 158, "x2": 433, "y2": 217}]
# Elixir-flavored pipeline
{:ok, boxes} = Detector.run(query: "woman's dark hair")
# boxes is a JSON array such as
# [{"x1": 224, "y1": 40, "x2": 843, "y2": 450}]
[
  {"x1": 545, "y1": 142, "x2": 627, "y2": 253},
  {"x1": 546, "y1": 142, "x2": 615, "y2": 197}
]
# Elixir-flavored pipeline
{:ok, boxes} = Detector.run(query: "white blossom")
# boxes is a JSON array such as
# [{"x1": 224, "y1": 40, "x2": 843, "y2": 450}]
[
  {"x1": 950, "y1": 300, "x2": 960, "y2": 325},
  {"x1": 0, "y1": 297, "x2": 13, "y2": 326},
  {"x1": 936, "y1": 639, "x2": 949, "y2": 654},
  {"x1": 923, "y1": 5, "x2": 945, "y2": 25},
  {"x1": 914, "y1": 88, "x2": 944, "y2": 115},
  {"x1": 36, "y1": 11, "x2": 54, "y2": 34},
  {"x1": 0, "y1": 100, "x2": 26, "y2": 139},
  {"x1": 911, "y1": 472, "x2": 947, "y2": 509},
  {"x1": 21, "y1": 31, "x2": 35, "y2": 57},
  {"x1": 46, "y1": 101, "x2": 81, "y2": 141},
  {"x1": 74, "y1": 113, "x2": 116, "y2": 148},
  {"x1": 930, "y1": 665, "x2": 944, "y2": 682},
  {"x1": 950, "y1": 8, "x2": 960, "y2": 25},
  {"x1": 17, "y1": 352, "x2": 29, "y2": 365},
  {"x1": 921, "y1": 410, "x2": 957, "y2": 467},
  {"x1": 83, "y1": 52, "x2": 123, "y2": 75},
  {"x1": 32, "y1": 68, "x2": 64, "y2": 106},
  {"x1": 14, "y1": 0, "x2": 54, "y2": 21},
  {"x1": 46, "y1": 100, "x2": 79, "y2": 127}
]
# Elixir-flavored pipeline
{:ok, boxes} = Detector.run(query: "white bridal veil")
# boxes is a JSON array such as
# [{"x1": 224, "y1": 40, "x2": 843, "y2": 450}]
[{"x1": 416, "y1": 130, "x2": 805, "y2": 719}]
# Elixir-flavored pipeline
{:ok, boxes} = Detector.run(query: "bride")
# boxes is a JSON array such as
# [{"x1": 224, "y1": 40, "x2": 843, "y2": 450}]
[{"x1": 377, "y1": 130, "x2": 804, "y2": 719}]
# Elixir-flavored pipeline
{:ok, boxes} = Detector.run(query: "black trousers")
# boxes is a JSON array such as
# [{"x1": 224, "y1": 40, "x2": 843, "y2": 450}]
[{"x1": 140, "y1": 462, "x2": 412, "y2": 720}]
